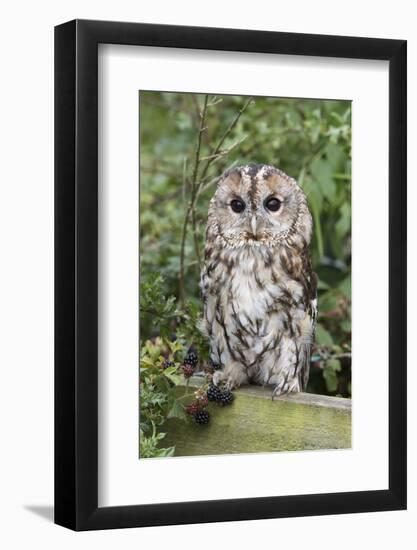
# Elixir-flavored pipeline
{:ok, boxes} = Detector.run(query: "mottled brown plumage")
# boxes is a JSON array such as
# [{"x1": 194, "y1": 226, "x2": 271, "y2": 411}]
[{"x1": 200, "y1": 164, "x2": 317, "y2": 396}]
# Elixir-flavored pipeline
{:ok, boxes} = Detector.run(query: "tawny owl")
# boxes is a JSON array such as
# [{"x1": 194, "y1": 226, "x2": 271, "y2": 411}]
[{"x1": 200, "y1": 164, "x2": 317, "y2": 397}]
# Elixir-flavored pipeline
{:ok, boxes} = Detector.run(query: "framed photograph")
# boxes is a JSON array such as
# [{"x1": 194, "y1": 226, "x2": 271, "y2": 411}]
[{"x1": 55, "y1": 19, "x2": 407, "y2": 530}]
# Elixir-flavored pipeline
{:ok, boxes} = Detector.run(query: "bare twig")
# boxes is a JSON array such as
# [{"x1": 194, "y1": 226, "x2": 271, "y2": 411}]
[
  {"x1": 199, "y1": 135, "x2": 247, "y2": 162},
  {"x1": 199, "y1": 96, "x2": 254, "y2": 182},
  {"x1": 179, "y1": 95, "x2": 209, "y2": 304},
  {"x1": 207, "y1": 97, "x2": 223, "y2": 107},
  {"x1": 194, "y1": 138, "x2": 247, "y2": 205},
  {"x1": 189, "y1": 93, "x2": 203, "y2": 125},
  {"x1": 198, "y1": 160, "x2": 240, "y2": 195},
  {"x1": 181, "y1": 157, "x2": 187, "y2": 204}
]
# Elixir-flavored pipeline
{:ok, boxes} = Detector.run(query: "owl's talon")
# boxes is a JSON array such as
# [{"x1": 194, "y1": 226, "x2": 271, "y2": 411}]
[
  {"x1": 224, "y1": 379, "x2": 234, "y2": 391},
  {"x1": 212, "y1": 370, "x2": 223, "y2": 387},
  {"x1": 212, "y1": 369, "x2": 241, "y2": 390}
]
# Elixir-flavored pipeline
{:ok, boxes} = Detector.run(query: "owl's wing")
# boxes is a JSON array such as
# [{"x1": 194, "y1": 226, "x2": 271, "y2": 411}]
[
  {"x1": 199, "y1": 264, "x2": 213, "y2": 338},
  {"x1": 301, "y1": 270, "x2": 318, "y2": 390},
  {"x1": 310, "y1": 272, "x2": 318, "y2": 329}
]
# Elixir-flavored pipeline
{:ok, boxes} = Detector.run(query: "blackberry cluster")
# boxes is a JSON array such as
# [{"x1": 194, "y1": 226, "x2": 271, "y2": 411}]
[
  {"x1": 185, "y1": 347, "x2": 198, "y2": 368},
  {"x1": 206, "y1": 384, "x2": 234, "y2": 406},
  {"x1": 186, "y1": 398, "x2": 210, "y2": 425},
  {"x1": 218, "y1": 390, "x2": 234, "y2": 406},
  {"x1": 207, "y1": 384, "x2": 222, "y2": 402},
  {"x1": 195, "y1": 410, "x2": 210, "y2": 425},
  {"x1": 162, "y1": 359, "x2": 175, "y2": 370}
]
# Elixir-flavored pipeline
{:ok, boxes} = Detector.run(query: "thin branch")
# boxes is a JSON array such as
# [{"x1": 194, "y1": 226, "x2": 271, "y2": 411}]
[
  {"x1": 179, "y1": 95, "x2": 208, "y2": 305},
  {"x1": 181, "y1": 157, "x2": 187, "y2": 204},
  {"x1": 198, "y1": 160, "x2": 240, "y2": 195},
  {"x1": 199, "y1": 96, "x2": 254, "y2": 182},
  {"x1": 194, "y1": 138, "x2": 247, "y2": 205},
  {"x1": 191, "y1": 204, "x2": 202, "y2": 267},
  {"x1": 199, "y1": 135, "x2": 247, "y2": 162},
  {"x1": 189, "y1": 93, "x2": 203, "y2": 125},
  {"x1": 207, "y1": 97, "x2": 223, "y2": 107}
]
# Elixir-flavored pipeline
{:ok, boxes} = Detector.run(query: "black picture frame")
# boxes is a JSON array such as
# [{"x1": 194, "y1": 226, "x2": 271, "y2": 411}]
[{"x1": 55, "y1": 19, "x2": 407, "y2": 531}]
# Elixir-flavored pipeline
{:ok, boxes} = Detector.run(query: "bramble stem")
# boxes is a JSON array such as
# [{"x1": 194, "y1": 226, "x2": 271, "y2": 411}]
[{"x1": 179, "y1": 95, "x2": 208, "y2": 304}]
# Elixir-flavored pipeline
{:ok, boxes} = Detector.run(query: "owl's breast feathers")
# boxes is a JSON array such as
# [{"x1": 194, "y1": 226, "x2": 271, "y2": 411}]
[{"x1": 201, "y1": 239, "x2": 317, "y2": 390}]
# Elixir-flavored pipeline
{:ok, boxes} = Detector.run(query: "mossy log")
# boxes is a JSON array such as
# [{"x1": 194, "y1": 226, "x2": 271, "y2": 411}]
[{"x1": 162, "y1": 376, "x2": 351, "y2": 456}]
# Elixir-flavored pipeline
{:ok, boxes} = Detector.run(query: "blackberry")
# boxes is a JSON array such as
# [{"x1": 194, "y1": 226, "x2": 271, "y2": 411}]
[
  {"x1": 218, "y1": 389, "x2": 234, "y2": 406},
  {"x1": 207, "y1": 384, "x2": 222, "y2": 402},
  {"x1": 162, "y1": 359, "x2": 175, "y2": 370},
  {"x1": 185, "y1": 402, "x2": 199, "y2": 416},
  {"x1": 185, "y1": 347, "x2": 198, "y2": 368},
  {"x1": 195, "y1": 410, "x2": 210, "y2": 425},
  {"x1": 182, "y1": 363, "x2": 194, "y2": 379}
]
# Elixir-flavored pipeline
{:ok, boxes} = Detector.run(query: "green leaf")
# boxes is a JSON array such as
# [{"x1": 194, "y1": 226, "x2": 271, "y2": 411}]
[
  {"x1": 139, "y1": 428, "x2": 175, "y2": 458},
  {"x1": 164, "y1": 370, "x2": 182, "y2": 386},
  {"x1": 324, "y1": 143, "x2": 344, "y2": 171},
  {"x1": 339, "y1": 275, "x2": 351, "y2": 299},
  {"x1": 318, "y1": 290, "x2": 340, "y2": 313},
  {"x1": 326, "y1": 358, "x2": 342, "y2": 372},
  {"x1": 310, "y1": 158, "x2": 336, "y2": 202},
  {"x1": 162, "y1": 365, "x2": 178, "y2": 376},
  {"x1": 309, "y1": 196, "x2": 324, "y2": 259},
  {"x1": 323, "y1": 358, "x2": 341, "y2": 392},
  {"x1": 140, "y1": 356, "x2": 155, "y2": 369},
  {"x1": 317, "y1": 279, "x2": 330, "y2": 290},
  {"x1": 335, "y1": 203, "x2": 351, "y2": 239},
  {"x1": 302, "y1": 175, "x2": 323, "y2": 212},
  {"x1": 167, "y1": 399, "x2": 187, "y2": 421},
  {"x1": 154, "y1": 446, "x2": 175, "y2": 458},
  {"x1": 166, "y1": 339, "x2": 184, "y2": 355},
  {"x1": 316, "y1": 324, "x2": 334, "y2": 347},
  {"x1": 323, "y1": 366, "x2": 338, "y2": 392},
  {"x1": 341, "y1": 319, "x2": 351, "y2": 333}
]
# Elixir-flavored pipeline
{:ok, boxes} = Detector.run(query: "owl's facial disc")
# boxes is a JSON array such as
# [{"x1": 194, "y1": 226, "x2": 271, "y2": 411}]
[{"x1": 209, "y1": 165, "x2": 311, "y2": 246}]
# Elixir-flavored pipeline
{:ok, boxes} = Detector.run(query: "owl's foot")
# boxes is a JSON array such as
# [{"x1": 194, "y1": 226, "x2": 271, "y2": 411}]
[
  {"x1": 271, "y1": 379, "x2": 301, "y2": 399},
  {"x1": 213, "y1": 366, "x2": 248, "y2": 390},
  {"x1": 271, "y1": 385, "x2": 285, "y2": 400},
  {"x1": 212, "y1": 370, "x2": 234, "y2": 390}
]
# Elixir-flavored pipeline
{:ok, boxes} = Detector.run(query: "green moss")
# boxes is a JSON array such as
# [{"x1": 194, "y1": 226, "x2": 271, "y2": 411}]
[{"x1": 162, "y1": 390, "x2": 351, "y2": 457}]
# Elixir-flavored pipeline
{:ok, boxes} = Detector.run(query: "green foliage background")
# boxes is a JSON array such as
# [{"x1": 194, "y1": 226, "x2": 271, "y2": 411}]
[{"x1": 140, "y1": 92, "x2": 351, "y2": 397}]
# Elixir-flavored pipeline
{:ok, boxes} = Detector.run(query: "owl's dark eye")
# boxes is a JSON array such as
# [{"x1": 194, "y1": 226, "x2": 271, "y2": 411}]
[
  {"x1": 230, "y1": 199, "x2": 245, "y2": 213},
  {"x1": 264, "y1": 197, "x2": 282, "y2": 212}
]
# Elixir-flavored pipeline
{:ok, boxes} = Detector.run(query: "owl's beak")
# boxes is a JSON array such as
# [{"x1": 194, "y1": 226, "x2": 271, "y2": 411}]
[{"x1": 251, "y1": 215, "x2": 257, "y2": 236}]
